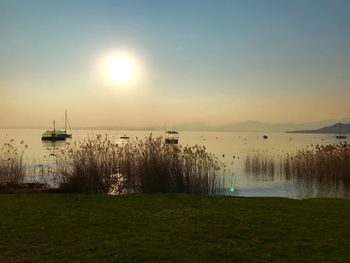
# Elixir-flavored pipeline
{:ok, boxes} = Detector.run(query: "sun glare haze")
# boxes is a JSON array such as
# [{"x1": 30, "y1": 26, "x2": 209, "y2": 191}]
[
  {"x1": 98, "y1": 51, "x2": 141, "y2": 87},
  {"x1": 107, "y1": 55, "x2": 135, "y2": 84},
  {"x1": 107, "y1": 57, "x2": 134, "y2": 83}
]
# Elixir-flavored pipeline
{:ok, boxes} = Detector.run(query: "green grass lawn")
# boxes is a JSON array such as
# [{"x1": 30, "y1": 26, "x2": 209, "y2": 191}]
[{"x1": 0, "y1": 194, "x2": 349, "y2": 262}]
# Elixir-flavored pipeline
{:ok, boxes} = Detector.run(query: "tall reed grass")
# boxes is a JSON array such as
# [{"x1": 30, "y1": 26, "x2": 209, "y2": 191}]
[
  {"x1": 57, "y1": 135, "x2": 119, "y2": 193},
  {"x1": 244, "y1": 151, "x2": 277, "y2": 179},
  {"x1": 57, "y1": 135, "x2": 227, "y2": 194},
  {"x1": 244, "y1": 142, "x2": 350, "y2": 197},
  {"x1": 0, "y1": 141, "x2": 26, "y2": 184},
  {"x1": 283, "y1": 142, "x2": 350, "y2": 185}
]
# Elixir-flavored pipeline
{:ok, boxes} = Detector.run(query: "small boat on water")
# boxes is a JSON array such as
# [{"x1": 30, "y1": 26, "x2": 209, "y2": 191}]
[
  {"x1": 113, "y1": 134, "x2": 130, "y2": 145},
  {"x1": 336, "y1": 123, "x2": 347, "y2": 139},
  {"x1": 164, "y1": 122, "x2": 179, "y2": 144},
  {"x1": 165, "y1": 130, "x2": 179, "y2": 144},
  {"x1": 41, "y1": 110, "x2": 72, "y2": 141},
  {"x1": 336, "y1": 135, "x2": 347, "y2": 139}
]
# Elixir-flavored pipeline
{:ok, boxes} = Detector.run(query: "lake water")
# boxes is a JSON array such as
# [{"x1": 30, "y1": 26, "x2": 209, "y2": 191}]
[{"x1": 1, "y1": 128, "x2": 349, "y2": 199}]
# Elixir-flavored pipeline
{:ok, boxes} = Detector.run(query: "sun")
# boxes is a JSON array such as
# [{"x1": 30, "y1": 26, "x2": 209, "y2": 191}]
[
  {"x1": 98, "y1": 50, "x2": 143, "y2": 86},
  {"x1": 107, "y1": 57, "x2": 135, "y2": 83}
]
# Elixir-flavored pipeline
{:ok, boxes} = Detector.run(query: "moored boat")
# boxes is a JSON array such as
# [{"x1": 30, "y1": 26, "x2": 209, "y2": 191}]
[
  {"x1": 164, "y1": 122, "x2": 179, "y2": 144},
  {"x1": 113, "y1": 134, "x2": 130, "y2": 145},
  {"x1": 41, "y1": 110, "x2": 72, "y2": 141},
  {"x1": 120, "y1": 135, "x2": 130, "y2": 140},
  {"x1": 165, "y1": 130, "x2": 179, "y2": 144},
  {"x1": 336, "y1": 123, "x2": 347, "y2": 139},
  {"x1": 41, "y1": 121, "x2": 67, "y2": 141}
]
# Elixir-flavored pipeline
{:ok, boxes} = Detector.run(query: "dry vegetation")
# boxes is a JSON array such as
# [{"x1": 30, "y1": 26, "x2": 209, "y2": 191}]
[
  {"x1": 2, "y1": 137, "x2": 350, "y2": 196},
  {"x1": 57, "y1": 135, "x2": 227, "y2": 194},
  {"x1": 244, "y1": 151, "x2": 277, "y2": 178},
  {"x1": 0, "y1": 140, "x2": 26, "y2": 185},
  {"x1": 283, "y1": 142, "x2": 350, "y2": 185},
  {"x1": 244, "y1": 142, "x2": 350, "y2": 192}
]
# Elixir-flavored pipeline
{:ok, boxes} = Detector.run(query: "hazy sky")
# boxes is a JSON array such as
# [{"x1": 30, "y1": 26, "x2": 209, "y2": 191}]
[{"x1": 1, "y1": 0, "x2": 350, "y2": 127}]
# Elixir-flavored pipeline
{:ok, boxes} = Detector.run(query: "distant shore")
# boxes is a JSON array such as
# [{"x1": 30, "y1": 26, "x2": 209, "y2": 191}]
[{"x1": 287, "y1": 123, "x2": 350, "y2": 134}]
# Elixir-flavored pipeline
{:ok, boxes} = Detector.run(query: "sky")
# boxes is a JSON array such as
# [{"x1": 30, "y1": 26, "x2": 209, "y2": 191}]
[{"x1": 1, "y1": 0, "x2": 350, "y2": 128}]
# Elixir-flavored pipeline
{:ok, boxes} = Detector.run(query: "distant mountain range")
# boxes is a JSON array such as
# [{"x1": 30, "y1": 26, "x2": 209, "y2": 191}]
[
  {"x1": 287, "y1": 123, "x2": 350, "y2": 134},
  {"x1": 173, "y1": 117, "x2": 350, "y2": 132},
  {"x1": 2, "y1": 117, "x2": 350, "y2": 133}
]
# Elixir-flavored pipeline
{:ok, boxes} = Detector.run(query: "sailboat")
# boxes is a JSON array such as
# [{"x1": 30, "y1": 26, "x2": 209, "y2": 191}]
[
  {"x1": 336, "y1": 123, "x2": 347, "y2": 139},
  {"x1": 41, "y1": 110, "x2": 72, "y2": 141},
  {"x1": 164, "y1": 122, "x2": 179, "y2": 144}
]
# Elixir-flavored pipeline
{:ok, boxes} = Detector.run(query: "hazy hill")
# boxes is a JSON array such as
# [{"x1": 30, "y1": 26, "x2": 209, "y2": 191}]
[
  {"x1": 287, "y1": 123, "x2": 350, "y2": 134},
  {"x1": 2, "y1": 117, "x2": 350, "y2": 133},
  {"x1": 175, "y1": 117, "x2": 350, "y2": 132}
]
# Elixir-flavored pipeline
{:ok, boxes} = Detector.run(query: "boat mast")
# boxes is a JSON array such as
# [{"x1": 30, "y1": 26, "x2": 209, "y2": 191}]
[{"x1": 65, "y1": 109, "x2": 67, "y2": 132}]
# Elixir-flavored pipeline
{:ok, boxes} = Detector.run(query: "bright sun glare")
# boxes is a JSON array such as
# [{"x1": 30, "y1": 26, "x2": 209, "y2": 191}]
[{"x1": 107, "y1": 57, "x2": 135, "y2": 83}]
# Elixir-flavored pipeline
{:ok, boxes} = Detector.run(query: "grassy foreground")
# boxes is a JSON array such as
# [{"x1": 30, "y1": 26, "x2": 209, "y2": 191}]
[{"x1": 0, "y1": 194, "x2": 349, "y2": 262}]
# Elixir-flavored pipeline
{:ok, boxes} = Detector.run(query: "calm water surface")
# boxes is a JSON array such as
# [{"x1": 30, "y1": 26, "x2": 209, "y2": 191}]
[{"x1": 1, "y1": 129, "x2": 349, "y2": 199}]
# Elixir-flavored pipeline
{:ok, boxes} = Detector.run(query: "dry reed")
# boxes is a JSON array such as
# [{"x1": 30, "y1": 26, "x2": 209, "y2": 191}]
[
  {"x1": 283, "y1": 142, "x2": 350, "y2": 185},
  {"x1": 0, "y1": 141, "x2": 26, "y2": 184},
  {"x1": 244, "y1": 142, "x2": 350, "y2": 197},
  {"x1": 57, "y1": 134, "x2": 227, "y2": 194},
  {"x1": 244, "y1": 151, "x2": 277, "y2": 179}
]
